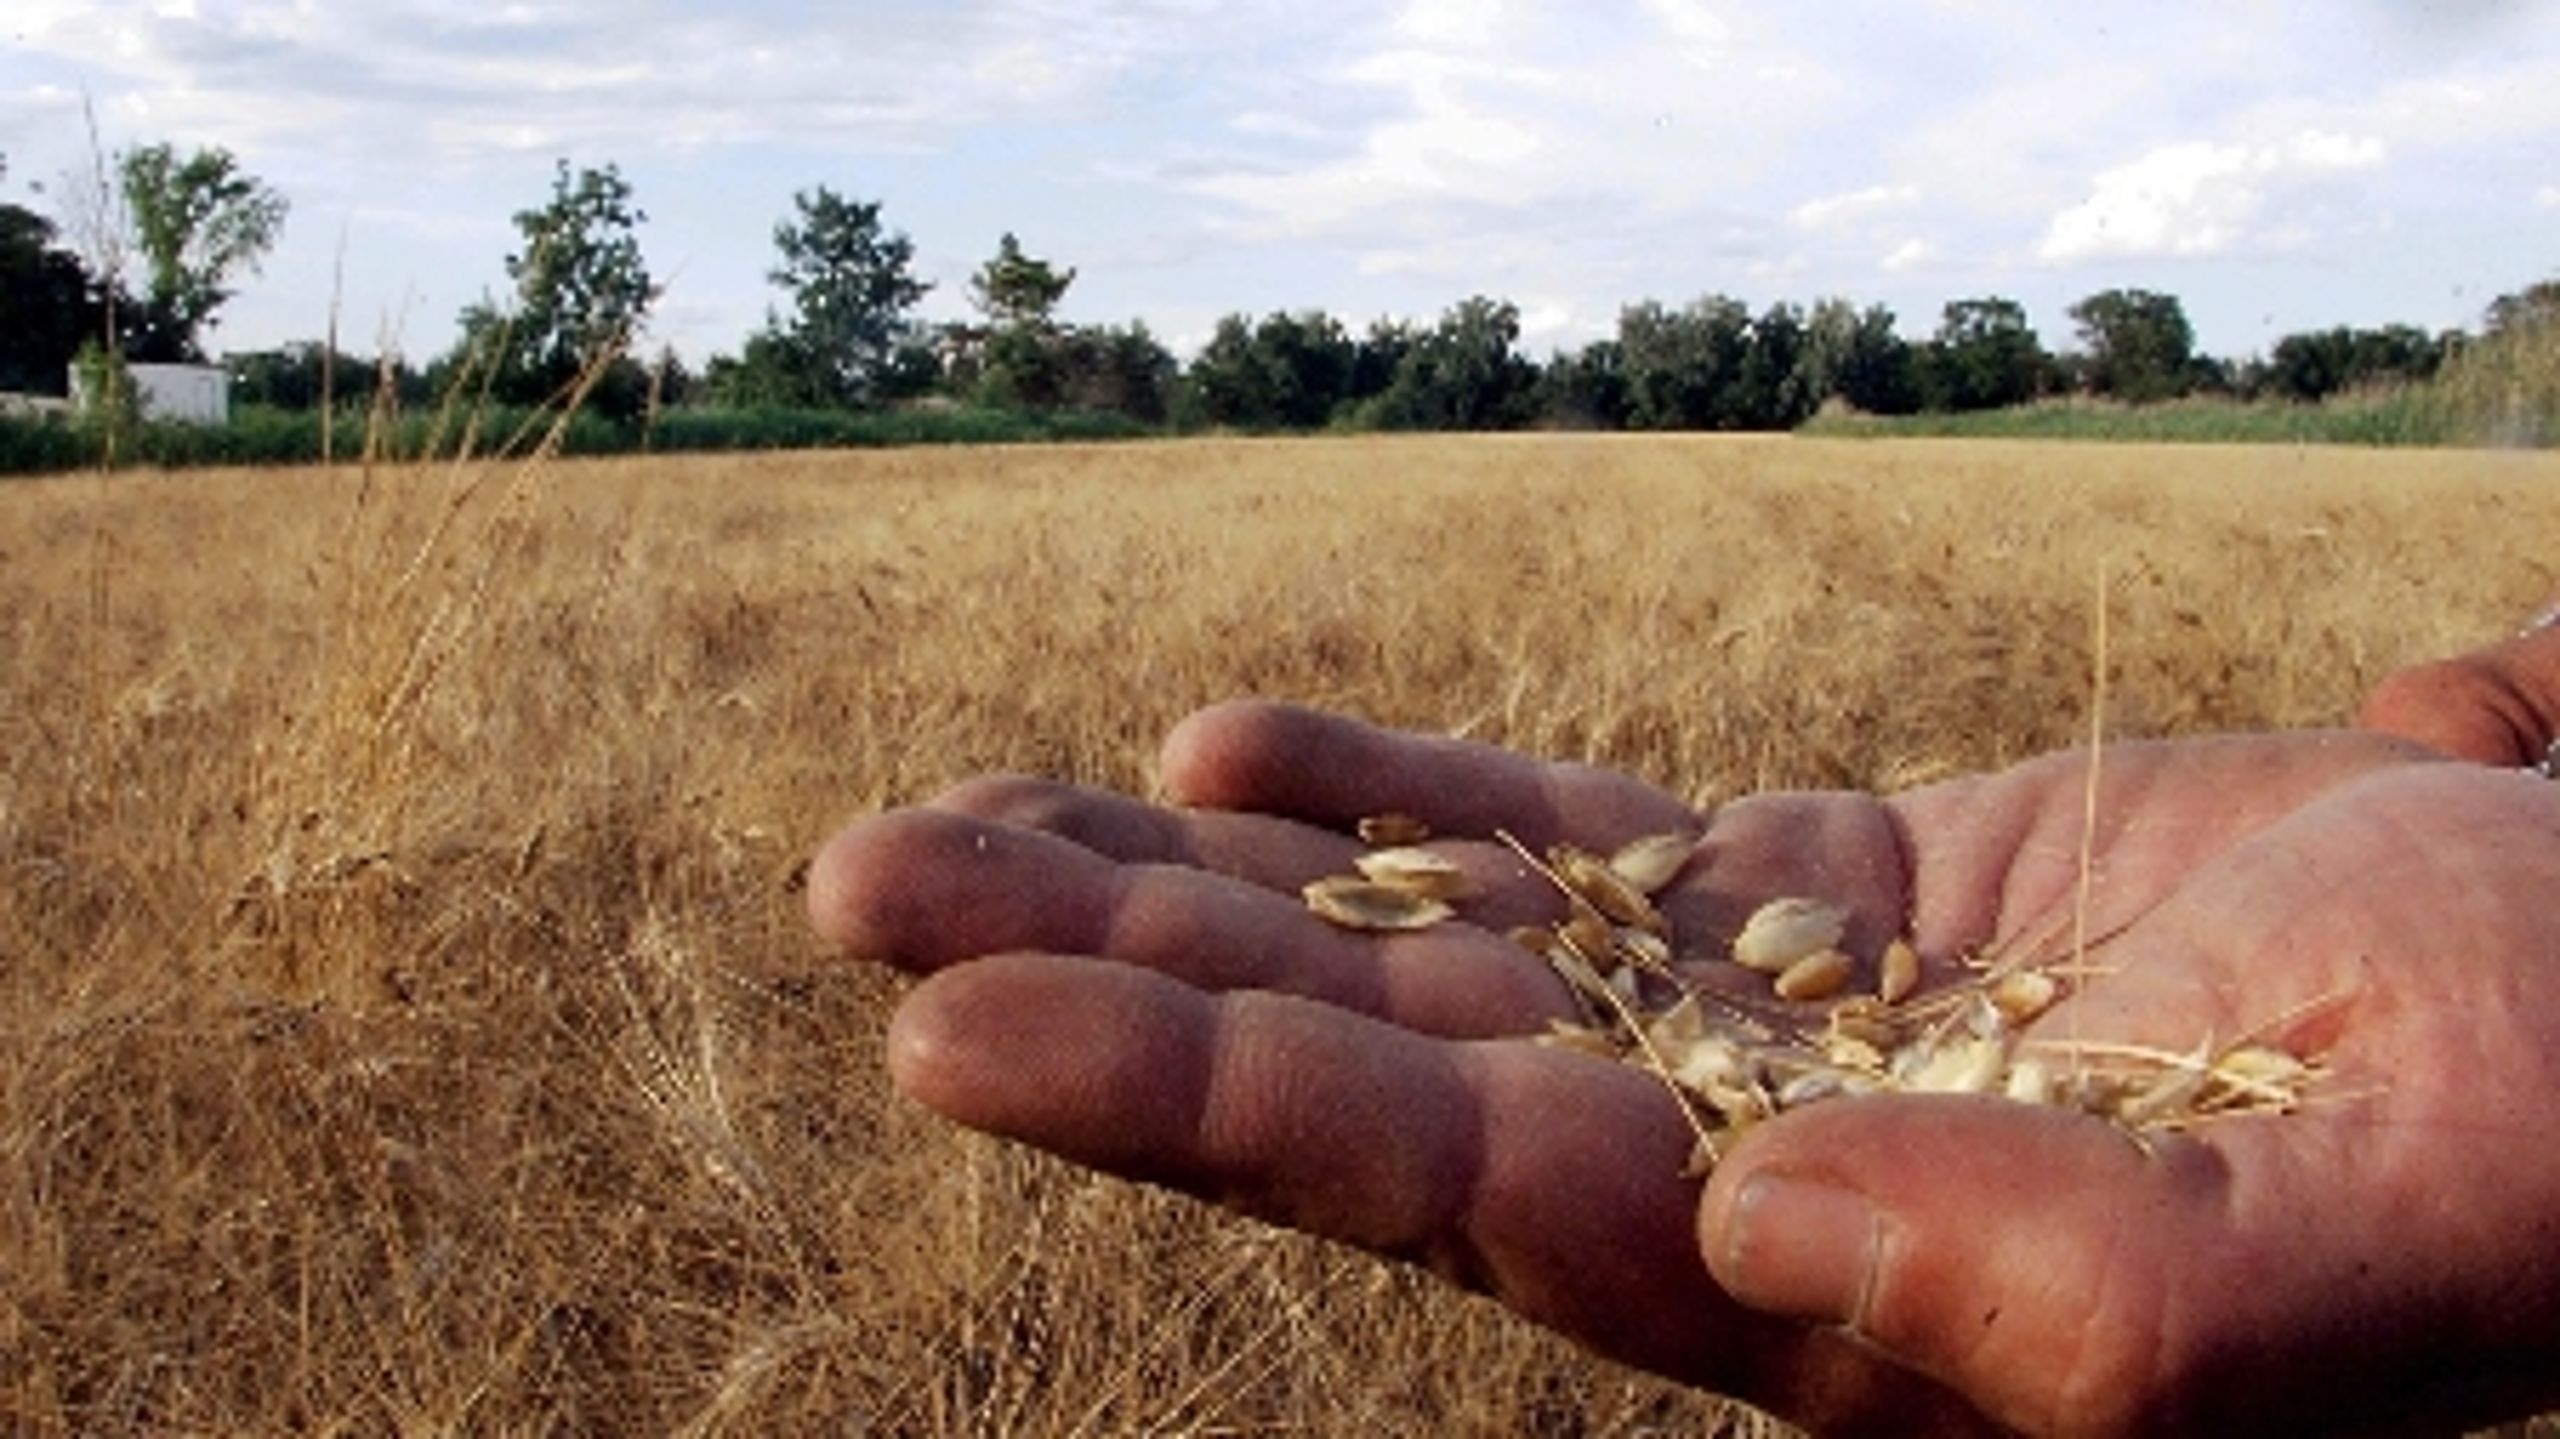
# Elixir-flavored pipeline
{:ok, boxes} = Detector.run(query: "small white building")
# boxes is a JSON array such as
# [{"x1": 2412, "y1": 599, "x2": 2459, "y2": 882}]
[{"x1": 68, "y1": 362, "x2": 231, "y2": 425}]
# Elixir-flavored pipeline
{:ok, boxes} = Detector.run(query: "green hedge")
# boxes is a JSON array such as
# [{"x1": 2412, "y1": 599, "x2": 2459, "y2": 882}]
[
  {"x1": 1798, "y1": 390, "x2": 2456, "y2": 447},
  {"x1": 0, "y1": 402, "x2": 1160, "y2": 477}
]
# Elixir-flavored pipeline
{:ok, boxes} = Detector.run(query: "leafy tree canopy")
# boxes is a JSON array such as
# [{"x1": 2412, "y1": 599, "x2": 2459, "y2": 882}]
[
  {"x1": 968, "y1": 232, "x2": 1074, "y2": 330},
  {"x1": 1371, "y1": 295, "x2": 1536, "y2": 431},
  {"x1": 1, "y1": 156, "x2": 100, "y2": 394},
  {"x1": 453, "y1": 159, "x2": 654, "y2": 417},
  {"x1": 115, "y1": 142, "x2": 287, "y2": 363},
  {"x1": 756, "y1": 186, "x2": 932, "y2": 408},
  {"x1": 1924, "y1": 297, "x2": 2048, "y2": 412},
  {"x1": 1188, "y1": 310, "x2": 1358, "y2": 430},
  {"x1": 2069, "y1": 287, "x2": 2195, "y2": 404}
]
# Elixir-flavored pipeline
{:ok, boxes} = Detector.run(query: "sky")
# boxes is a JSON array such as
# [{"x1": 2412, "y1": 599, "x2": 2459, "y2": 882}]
[{"x1": 2, "y1": 0, "x2": 2556, "y2": 370}]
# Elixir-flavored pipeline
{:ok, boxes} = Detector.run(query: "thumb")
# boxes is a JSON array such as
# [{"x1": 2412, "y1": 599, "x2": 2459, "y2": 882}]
[{"x1": 1698, "y1": 1095, "x2": 2230, "y2": 1438}]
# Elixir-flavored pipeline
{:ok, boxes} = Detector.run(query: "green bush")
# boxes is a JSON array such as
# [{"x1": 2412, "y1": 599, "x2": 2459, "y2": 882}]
[
  {"x1": 1798, "y1": 391, "x2": 2455, "y2": 447},
  {"x1": 2425, "y1": 316, "x2": 2559, "y2": 448},
  {"x1": 0, "y1": 399, "x2": 1161, "y2": 477},
  {"x1": 0, "y1": 414, "x2": 89, "y2": 475}
]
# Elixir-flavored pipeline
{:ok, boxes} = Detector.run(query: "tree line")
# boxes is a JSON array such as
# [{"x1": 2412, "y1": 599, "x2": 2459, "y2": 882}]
[{"x1": 3, "y1": 145, "x2": 2548, "y2": 439}]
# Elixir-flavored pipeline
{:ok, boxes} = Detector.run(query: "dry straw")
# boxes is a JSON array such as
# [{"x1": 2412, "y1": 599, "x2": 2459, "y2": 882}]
[{"x1": 10, "y1": 431, "x2": 2557, "y2": 1435}]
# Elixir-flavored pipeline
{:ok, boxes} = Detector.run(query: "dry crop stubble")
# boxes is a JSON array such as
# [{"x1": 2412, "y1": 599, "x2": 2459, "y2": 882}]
[{"x1": 2, "y1": 434, "x2": 2558, "y2": 1434}]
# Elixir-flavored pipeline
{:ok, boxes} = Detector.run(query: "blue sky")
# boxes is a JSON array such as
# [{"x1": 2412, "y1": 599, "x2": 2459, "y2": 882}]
[{"x1": 3, "y1": 0, "x2": 2555, "y2": 369}]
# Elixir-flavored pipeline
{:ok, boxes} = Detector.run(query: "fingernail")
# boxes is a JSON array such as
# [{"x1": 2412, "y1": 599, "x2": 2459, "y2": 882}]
[{"x1": 1720, "y1": 1171, "x2": 1880, "y2": 1328}]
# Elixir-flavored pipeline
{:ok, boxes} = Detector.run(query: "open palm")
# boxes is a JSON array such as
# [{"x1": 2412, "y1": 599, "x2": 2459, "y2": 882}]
[{"x1": 810, "y1": 700, "x2": 2560, "y2": 1437}]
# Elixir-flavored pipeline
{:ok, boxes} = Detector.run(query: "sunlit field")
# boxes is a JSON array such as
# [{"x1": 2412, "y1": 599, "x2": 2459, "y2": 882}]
[{"x1": 5, "y1": 435, "x2": 2558, "y2": 1434}]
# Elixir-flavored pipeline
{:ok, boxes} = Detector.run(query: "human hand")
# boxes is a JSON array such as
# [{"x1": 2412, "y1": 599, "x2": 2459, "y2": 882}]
[
  {"x1": 2357, "y1": 605, "x2": 2560, "y2": 766},
  {"x1": 809, "y1": 701, "x2": 2560, "y2": 1436}
]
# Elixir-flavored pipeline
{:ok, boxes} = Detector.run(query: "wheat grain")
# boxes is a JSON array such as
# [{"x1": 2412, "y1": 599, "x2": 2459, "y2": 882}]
[
  {"x1": 1731, "y1": 898, "x2": 1849, "y2": 975},
  {"x1": 1302, "y1": 815, "x2": 2328, "y2": 1175}
]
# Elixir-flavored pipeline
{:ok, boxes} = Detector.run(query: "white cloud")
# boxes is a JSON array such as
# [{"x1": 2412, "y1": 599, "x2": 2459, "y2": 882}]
[
  {"x1": 1186, "y1": 2, "x2": 1833, "y2": 247},
  {"x1": 1880, "y1": 237, "x2": 1936, "y2": 272},
  {"x1": 4, "y1": 1, "x2": 1268, "y2": 171},
  {"x1": 1395, "y1": 0, "x2": 1514, "y2": 47},
  {"x1": 1231, "y1": 109, "x2": 1334, "y2": 142},
  {"x1": 1634, "y1": 0, "x2": 1734, "y2": 66},
  {"x1": 2036, "y1": 130, "x2": 2386, "y2": 262},
  {"x1": 1790, "y1": 183, "x2": 1919, "y2": 231},
  {"x1": 1514, "y1": 297, "x2": 1588, "y2": 351},
  {"x1": 2538, "y1": 185, "x2": 2560, "y2": 211}
]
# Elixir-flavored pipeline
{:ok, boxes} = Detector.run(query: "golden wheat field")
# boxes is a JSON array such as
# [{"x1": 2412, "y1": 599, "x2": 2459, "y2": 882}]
[{"x1": 4, "y1": 433, "x2": 2558, "y2": 1436}]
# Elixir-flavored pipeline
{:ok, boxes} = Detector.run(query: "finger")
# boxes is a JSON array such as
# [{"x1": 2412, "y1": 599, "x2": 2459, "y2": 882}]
[
  {"x1": 1695, "y1": 1092, "x2": 2552, "y2": 1437},
  {"x1": 890, "y1": 952, "x2": 1993, "y2": 1435},
  {"x1": 1160, "y1": 700, "x2": 1700, "y2": 850},
  {"x1": 2356, "y1": 625, "x2": 2560, "y2": 767},
  {"x1": 1701, "y1": 1097, "x2": 2221, "y2": 1436},
  {"x1": 932, "y1": 769, "x2": 1922, "y2": 967},
  {"x1": 926, "y1": 772, "x2": 1364, "y2": 885},
  {"x1": 807, "y1": 808, "x2": 1574, "y2": 1038}
]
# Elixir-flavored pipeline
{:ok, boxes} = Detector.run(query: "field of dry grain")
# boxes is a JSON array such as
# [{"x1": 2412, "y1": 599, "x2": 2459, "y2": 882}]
[{"x1": 4, "y1": 434, "x2": 2557, "y2": 1435}]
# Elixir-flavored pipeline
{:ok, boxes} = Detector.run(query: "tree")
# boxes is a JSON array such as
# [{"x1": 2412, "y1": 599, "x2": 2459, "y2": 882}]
[
  {"x1": 1921, "y1": 297, "x2": 2048, "y2": 412},
  {"x1": 229, "y1": 341, "x2": 429, "y2": 412},
  {"x1": 0, "y1": 158, "x2": 98, "y2": 394},
  {"x1": 1800, "y1": 298, "x2": 1919, "y2": 416},
  {"x1": 1617, "y1": 295, "x2": 1751, "y2": 429},
  {"x1": 114, "y1": 142, "x2": 287, "y2": 362},
  {"x1": 454, "y1": 160, "x2": 654, "y2": 418},
  {"x1": 2483, "y1": 280, "x2": 2560, "y2": 342},
  {"x1": 1053, "y1": 322, "x2": 1178, "y2": 424},
  {"x1": 2068, "y1": 287, "x2": 2194, "y2": 404},
  {"x1": 1369, "y1": 296, "x2": 1537, "y2": 430},
  {"x1": 1731, "y1": 301, "x2": 1815, "y2": 430},
  {"x1": 968, "y1": 232, "x2": 1074, "y2": 331},
  {"x1": 1534, "y1": 339, "x2": 1631, "y2": 429},
  {"x1": 1187, "y1": 310, "x2": 1358, "y2": 430},
  {"x1": 752, "y1": 187, "x2": 931, "y2": 408},
  {"x1": 1347, "y1": 319, "x2": 1412, "y2": 408},
  {"x1": 954, "y1": 232, "x2": 1079, "y2": 408},
  {"x1": 1186, "y1": 314, "x2": 1275, "y2": 428},
  {"x1": 2264, "y1": 324, "x2": 2445, "y2": 403}
]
